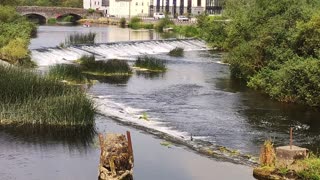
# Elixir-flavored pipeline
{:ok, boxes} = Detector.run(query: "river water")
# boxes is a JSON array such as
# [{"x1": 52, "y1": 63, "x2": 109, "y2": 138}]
[
  {"x1": 26, "y1": 25, "x2": 320, "y2": 154},
  {"x1": 1, "y1": 25, "x2": 320, "y2": 179}
]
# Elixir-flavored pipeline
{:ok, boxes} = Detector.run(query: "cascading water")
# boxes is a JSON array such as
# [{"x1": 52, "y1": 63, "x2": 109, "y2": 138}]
[{"x1": 31, "y1": 39, "x2": 208, "y2": 66}]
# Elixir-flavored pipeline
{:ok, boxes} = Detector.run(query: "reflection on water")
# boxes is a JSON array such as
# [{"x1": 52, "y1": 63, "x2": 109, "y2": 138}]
[
  {"x1": 30, "y1": 25, "x2": 178, "y2": 49},
  {"x1": 0, "y1": 125, "x2": 96, "y2": 151},
  {"x1": 136, "y1": 71, "x2": 166, "y2": 80},
  {"x1": 86, "y1": 74, "x2": 131, "y2": 84}
]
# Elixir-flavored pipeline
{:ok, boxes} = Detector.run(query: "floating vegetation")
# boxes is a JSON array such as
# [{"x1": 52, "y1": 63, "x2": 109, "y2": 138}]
[
  {"x1": 168, "y1": 47, "x2": 184, "y2": 57},
  {"x1": 160, "y1": 141, "x2": 172, "y2": 147},
  {"x1": 134, "y1": 56, "x2": 166, "y2": 72},
  {"x1": 64, "y1": 32, "x2": 96, "y2": 46},
  {"x1": 0, "y1": 65, "x2": 95, "y2": 127},
  {"x1": 79, "y1": 55, "x2": 132, "y2": 75},
  {"x1": 48, "y1": 64, "x2": 88, "y2": 84},
  {"x1": 139, "y1": 112, "x2": 149, "y2": 121}
]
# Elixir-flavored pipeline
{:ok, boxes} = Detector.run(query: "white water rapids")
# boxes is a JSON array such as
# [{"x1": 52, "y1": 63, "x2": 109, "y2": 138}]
[{"x1": 31, "y1": 38, "x2": 208, "y2": 66}]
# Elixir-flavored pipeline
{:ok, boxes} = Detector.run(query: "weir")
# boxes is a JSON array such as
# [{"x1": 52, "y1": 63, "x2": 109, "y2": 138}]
[{"x1": 31, "y1": 38, "x2": 209, "y2": 66}]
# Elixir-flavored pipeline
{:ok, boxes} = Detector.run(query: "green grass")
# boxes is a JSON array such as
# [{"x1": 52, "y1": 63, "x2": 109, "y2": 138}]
[
  {"x1": 64, "y1": 32, "x2": 96, "y2": 46},
  {"x1": 48, "y1": 64, "x2": 88, "y2": 84},
  {"x1": 47, "y1": 18, "x2": 57, "y2": 25},
  {"x1": 0, "y1": 65, "x2": 95, "y2": 127},
  {"x1": 79, "y1": 55, "x2": 132, "y2": 75},
  {"x1": 168, "y1": 47, "x2": 184, "y2": 57},
  {"x1": 134, "y1": 56, "x2": 166, "y2": 72},
  {"x1": 296, "y1": 155, "x2": 320, "y2": 180}
]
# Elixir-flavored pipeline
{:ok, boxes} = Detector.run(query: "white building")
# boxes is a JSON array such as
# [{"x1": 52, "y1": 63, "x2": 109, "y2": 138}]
[
  {"x1": 83, "y1": 0, "x2": 109, "y2": 14},
  {"x1": 83, "y1": 0, "x2": 222, "y2": 17},
  {"x1": 108, "y1": 0, "x2": 151, "y2": 17}
]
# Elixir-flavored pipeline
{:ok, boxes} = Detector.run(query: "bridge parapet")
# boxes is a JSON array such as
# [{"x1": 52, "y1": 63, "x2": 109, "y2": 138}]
[{"x1": 16, "y1": 6, "x2": 102, "y2": 20}]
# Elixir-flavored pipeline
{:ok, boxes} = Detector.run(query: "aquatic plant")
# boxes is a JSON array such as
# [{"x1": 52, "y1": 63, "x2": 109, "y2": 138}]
[
  {"x1": 168, "y1": 47, "x2": 184, "y2": 57},
  {"x1": 79, "y1": 55, "x2": 132, "y2": 75},
  {"x1": 64, "y1": 32, "x2": 96, "y2": 46},
  {"x1": 0, "y1": 65, "x2": 95, "y2": 127},
  {"x1": 259, "y1": 139, "x2": 276, "y2": 167},
  {"x1": 48, "y1": 64, "x2": 87, "y2": 84},
  {"x1": 134, "y1": 56, "x2": 166, "y2": 72}
]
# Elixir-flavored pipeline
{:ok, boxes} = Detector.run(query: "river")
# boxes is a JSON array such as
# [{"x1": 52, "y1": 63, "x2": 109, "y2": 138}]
[{"x1": 1, "y1": 25, "x2": 320, "y2": 179}]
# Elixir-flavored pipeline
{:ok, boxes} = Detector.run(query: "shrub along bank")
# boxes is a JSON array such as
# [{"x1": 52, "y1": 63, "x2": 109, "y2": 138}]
[
  {"x1": 0, "y1": 5, "x2": 36, "y2": 67},
  {"x1": 182, "y1": 0, "x2": 320, "y2": 107}
]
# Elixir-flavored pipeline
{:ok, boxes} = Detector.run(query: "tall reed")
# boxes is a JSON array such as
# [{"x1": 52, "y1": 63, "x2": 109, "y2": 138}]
[
  {"x1": 0, "y1": 65, "x2": 95, "y2": 127},
  {"x1": 48, "y1": 64, "x2": 87, "y2": 84},
  {"x1": 135, "y1": 56, "x2": 166, "y2": 72},
  {"x1": 79, "y1": 55, "x2": 132, "y2": 75},
  {"x1": 65, "y1": 32, "x2": 96, "y2": 46}
]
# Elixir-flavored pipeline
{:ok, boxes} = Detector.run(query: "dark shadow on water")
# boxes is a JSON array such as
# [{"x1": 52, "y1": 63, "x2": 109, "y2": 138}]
[
  {"x1": 86, "y1": 74, "x2": 131, "y2": 84},
  {"x1": 0, "y1": 124, "x2": 96, "y2": 151},
  {"x1": 136, "y1": 71, "x2": 166, "y2": 80}
]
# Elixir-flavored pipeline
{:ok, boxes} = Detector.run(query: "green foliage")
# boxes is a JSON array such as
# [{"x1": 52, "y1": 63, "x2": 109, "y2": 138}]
[
  {"x1": 64, "y1": 32, "x2": 96, "y2": 46},
  {"x1": 196, "y1": 14, "x2": 228, "y2": 49},
  {"x1": 155, "y1": 16, "x2": 174, "y2": 32},
  {"x1": 296, "y1": 154, "x2": 320, "y2": 180},
  {"x1": 0, "y1": 5, "x2": 36, "y2": 66},
  {"x1": 173, "y1": 25, "x2": 199, "y2": 37},
  {"x1": 87, "y1": 8, "x2": 95, "y2": 13},
  {"x1": 14, "y1": 0, "x2": 83, "y2": 8},
  {"x1": 200, "y1": 0, "x2": 320, "y2": 106},
  {"x1": 47, "y1": 18, "x2": 57, "y2": 24},
  {"x1": 48, "y1": 64, "x2": 87, "y2": 84},
  {"x1": 60, "y1": 15, "x2": 73, "y2": 22},
  {"x1": 127, "y1": 17, "x2": 153, "y2": 29},
  {"x1": 120, "y1": 17, "x2": 126, "y2": 28},
  {"x1": 79, "y1": 55, "x2": 132, "y2": 75},
  {"x1": 0, "y1": 65, "x2": 95, "y2": 127},
  {"x1": 168, "y1": 47, "x2": 184, "y2": 57},
  {"x1": 135, "y1": 56, "x2": 166, "y2": 72}
]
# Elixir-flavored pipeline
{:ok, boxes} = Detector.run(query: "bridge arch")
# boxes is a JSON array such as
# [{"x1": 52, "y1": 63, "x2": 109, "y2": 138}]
[
  {"x1": 56, "y1": 13, "x2": 82, "y2": 23},
  {"x1": 23, "y1": 13, "x2": 47, "y2": 25}
]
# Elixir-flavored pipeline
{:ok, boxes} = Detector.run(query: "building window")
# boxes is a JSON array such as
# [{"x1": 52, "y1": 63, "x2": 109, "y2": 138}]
[
  {"x1": 142, "y1": 2, "x2": 144, "y2": 5},
  {"x1": 136, "y1": 2, "x2": 138, "y2": 5},
  {"x1": 197, "y1": 0, "x2": 201, "y2": 6}
]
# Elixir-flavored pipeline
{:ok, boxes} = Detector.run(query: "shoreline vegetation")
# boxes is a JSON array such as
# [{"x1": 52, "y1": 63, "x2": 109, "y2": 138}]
[
  {"x1": 0, "y1": 5, "x2": 36, "y2": 67},
  {"x1": 254, "y1": 140, "x2": 320, "y2": 180}
]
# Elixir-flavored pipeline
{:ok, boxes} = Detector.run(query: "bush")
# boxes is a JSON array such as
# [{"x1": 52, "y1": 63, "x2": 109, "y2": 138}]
[
  {"x1": 120, "y1": 17, "x2": 126, "y2": 28},
  {"x1": 155, "y1": 16, "x2": 174, "y2": 32},
  {"x1": 47, "y1": 18, "x2": 57, "y2": 24},
  {"x1": 134, "y1": 56, "x2": 166, "y2": 72},
  {"x1": 168, "y1": 47, "x2": 184, "y2": 57}
]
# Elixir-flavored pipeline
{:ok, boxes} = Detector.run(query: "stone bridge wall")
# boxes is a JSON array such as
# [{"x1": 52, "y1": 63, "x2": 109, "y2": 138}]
[{"x1": 16, "y1": 6, "x2": 102, "y2": 20}]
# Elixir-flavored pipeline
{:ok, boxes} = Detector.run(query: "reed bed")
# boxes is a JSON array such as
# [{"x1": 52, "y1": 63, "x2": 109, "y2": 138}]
[
  {"x1": 79, "y1": 55, "x2": 132, "y2": 75},
  {"x1": 168, "y1": 47, "x2": 184, "y2": 57},
  {"x1": 65, "y1": 32, "x2": 96, "y2": 46},
  {"x1": 134, "y1": 56, "x2": 166, "y2": 72},
  {"x1": 0, "y1": 65, "x2": 95, "y2": 127},
  {"x1": 48, "y1": 64, "x2": 87, "y2": 84}
]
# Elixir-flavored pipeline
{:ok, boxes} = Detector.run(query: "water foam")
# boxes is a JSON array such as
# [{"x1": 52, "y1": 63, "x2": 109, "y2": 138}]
[
  {"x1": 92, "y1": 95, "x2": 190, "y2": 140},
  {"x1": 31, "y1": 39, "x2": 208, "y2": 66}
]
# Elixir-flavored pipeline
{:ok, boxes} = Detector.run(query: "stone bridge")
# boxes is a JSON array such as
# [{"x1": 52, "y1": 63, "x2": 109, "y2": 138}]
[{"x1": 16, "y1": 6, "x2": 102, "y2": 24}]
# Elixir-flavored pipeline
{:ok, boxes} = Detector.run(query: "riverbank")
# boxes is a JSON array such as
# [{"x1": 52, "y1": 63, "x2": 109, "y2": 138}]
[{"x1": 0, "y1": 115, "x2": 254, "y2": 180}]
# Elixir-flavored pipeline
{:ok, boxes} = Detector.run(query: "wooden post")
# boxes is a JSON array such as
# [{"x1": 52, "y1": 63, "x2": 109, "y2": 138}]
[
  {"x1": 126, "y1": 131, "x2": 134, "y2": 163},
  {"x1": 290, "y1": 127, "x2": 293, "y2": 149}
]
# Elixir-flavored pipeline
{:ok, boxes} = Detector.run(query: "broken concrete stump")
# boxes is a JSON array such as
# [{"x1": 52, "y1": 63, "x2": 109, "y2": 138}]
[
  {"x1": 276, "y1": 145, "x2": 308, "y2": 167},
  {"x1": 99, "y1": 131, "x2": 134, "y2": 180}
]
